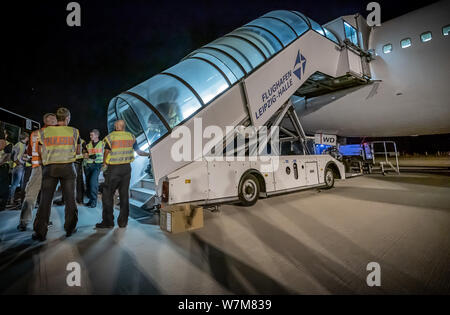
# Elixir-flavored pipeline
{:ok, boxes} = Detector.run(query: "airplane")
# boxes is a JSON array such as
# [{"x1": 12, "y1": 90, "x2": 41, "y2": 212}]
[{"x1": 294, "y1": 0, "x2": 450, "y2": 137}]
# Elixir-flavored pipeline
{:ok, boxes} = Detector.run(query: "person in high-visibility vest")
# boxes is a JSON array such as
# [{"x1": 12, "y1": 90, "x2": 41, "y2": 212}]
[
  {"x1": 0, "y1": 126, "x2": 13, "y2": 211},
  {"x1": 84, "y1": 129, "x2": 104, "y2": 208},
  {"x1": 8, "y1": 132, "x2": 29, "y2": 206},
  {"x1": 19, "y1": 146, "x2": 33, "y2": 207},
  {"x1": 75, "y1": 138, "x2": 86, "y2": 204},
  {"x1": 54, "y1": 137, "x2": 86, "y2": 206},
  {"x1": 32, "y1": 107, "x2": 81, "y2": 241},
  {"x1": 95, "y1": 120, "x2": 149, "y2": 229},
  {"x1": 17, "y1": 113, "x2": 57, "y2": 231}
]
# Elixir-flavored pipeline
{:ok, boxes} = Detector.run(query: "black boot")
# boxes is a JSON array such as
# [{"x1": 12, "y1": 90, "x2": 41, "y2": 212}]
[
  {"x1": 95, "y1": 222, "x2": 114, "y2": 229},
  {"x1": 31, "y1": 232, "x2": 46, "y2": 242},
  {"x1": 66, "y1": 228, "x2": 78, "y2": 237}
]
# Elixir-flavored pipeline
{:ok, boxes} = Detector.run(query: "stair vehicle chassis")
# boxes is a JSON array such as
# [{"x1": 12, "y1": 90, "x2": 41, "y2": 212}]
[{"x1": 161, "y1": 155, "x2": 345, "y2": 207}]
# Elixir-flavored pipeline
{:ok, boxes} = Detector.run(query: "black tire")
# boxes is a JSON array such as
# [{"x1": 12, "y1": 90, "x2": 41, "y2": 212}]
[
  {"x1": 323, "y1": 167, "x2": 335, "y2": 189},
  {"x1": 238, "y1": 173, "x2": 260, "y2": 206}
]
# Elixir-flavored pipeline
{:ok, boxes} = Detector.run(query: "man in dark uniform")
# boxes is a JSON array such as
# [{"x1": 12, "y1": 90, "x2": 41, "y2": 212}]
[
  {"x1": 54, "y1": 137, "x2": 85, "y2": 206},
  {"x1": 32, "y1": 107, "x2": 81, "y2": 241},
  {"x1": 95, "y1": 120, "x2": 148, "y2": 229}
]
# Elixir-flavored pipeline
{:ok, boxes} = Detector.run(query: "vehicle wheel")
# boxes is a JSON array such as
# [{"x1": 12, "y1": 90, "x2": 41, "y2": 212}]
[
  {"x1": 238, "y1": 173, "x2": 260, "y2": 206},
  {"x1": 323, "y1": 167, "x2": 335, "y2": 189}
]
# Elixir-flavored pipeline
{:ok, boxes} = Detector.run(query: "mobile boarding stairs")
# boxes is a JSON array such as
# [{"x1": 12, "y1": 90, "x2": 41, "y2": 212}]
[{"x1": 104, "y1": 10, "x2": 376, "y2": 210}]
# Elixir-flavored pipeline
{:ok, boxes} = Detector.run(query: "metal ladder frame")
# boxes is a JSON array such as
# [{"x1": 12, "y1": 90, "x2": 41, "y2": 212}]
[{"x1": 370, "y1": 141, "x2": 400, "y2": 174}]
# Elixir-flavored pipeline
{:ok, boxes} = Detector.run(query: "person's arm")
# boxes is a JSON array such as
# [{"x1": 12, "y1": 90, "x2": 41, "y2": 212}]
[
  {"x1": 37, "y1": 130, "x2": 43, "y2": 162},
  {"x1": 103, "y1": 149, "x2": 110, "y2": 168},
  {"x1": 38, "y1": 143, "x2": 42, "y2": 160},
  {"x1": 12, "y1": 144, "x2": 21, "y2": 165},
  {"x1": 75, "y1": 130, "x2": 81, "y2": 156},
  {"x1": 102, "y1": 139, "x2": 111, "y2": 168},
  {"x1": 82, "y1": 141, "x2": 89, "y2": 158},
  {"x1": 0, "y1": 153, "x2": 10, "y2": 165},
  {"x1": 26, "y1": 139, "x2": 33, "y2": 156},
  {"x1": 0, "y1": 124, "x2": 5, "y2": 151},
  {"x1": 0, "y1": 144, "x2": 12, "y2": 165}
]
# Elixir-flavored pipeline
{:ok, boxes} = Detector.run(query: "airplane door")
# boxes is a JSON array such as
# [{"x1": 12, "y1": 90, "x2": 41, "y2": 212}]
[{"x1": 305, "y1": 162, "x2": 319, "y2": 186}]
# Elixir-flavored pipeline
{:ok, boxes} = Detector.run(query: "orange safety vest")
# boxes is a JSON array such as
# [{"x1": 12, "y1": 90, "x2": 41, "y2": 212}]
[{"x1": 30, "y1": 129, "x2": 41, "y2": 168}]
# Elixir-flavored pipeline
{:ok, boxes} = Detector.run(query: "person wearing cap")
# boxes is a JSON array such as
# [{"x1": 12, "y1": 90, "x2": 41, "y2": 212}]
[
  {"x1": 32, "y1": 107, "x2": 81, "y2": 241},
  {"x1": 17, "y1": 113, "x2": 57, "y2": 231}
]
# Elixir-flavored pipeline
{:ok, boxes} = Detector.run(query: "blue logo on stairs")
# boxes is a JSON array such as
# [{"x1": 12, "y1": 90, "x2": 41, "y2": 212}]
[{"x1": 293, "y1": 50, "x2": 307, "y2": 80}]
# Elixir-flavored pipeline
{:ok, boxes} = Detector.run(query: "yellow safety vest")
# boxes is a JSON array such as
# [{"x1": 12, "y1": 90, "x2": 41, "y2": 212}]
[
  {"x1": 104, "y1": 131, "x2": 135, "y2": 165},
  {"x1": 12, "y1": 142, "x2": 26, "y2": 168},
  {"x1": 86, "y1": 140, "x2": 104, "y2": 164},
  {"x1": 39, "y1": 126, "x2": 80, "y2": 165}
]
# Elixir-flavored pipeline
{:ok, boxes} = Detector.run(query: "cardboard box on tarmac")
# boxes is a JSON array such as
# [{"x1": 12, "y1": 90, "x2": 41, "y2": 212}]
[{"x1": 160, "y1": 203, "x2": 204, "y2": 233}]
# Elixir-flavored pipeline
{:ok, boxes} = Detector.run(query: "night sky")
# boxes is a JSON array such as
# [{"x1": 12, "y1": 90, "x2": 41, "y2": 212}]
[{"x1": 1, "y1": 0, "x2": 438, "y2": 141}]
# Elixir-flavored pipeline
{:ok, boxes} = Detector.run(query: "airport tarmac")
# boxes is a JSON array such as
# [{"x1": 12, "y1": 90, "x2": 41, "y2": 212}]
[{"x1": 0, "y1": 172, "x2": 449, "y2": 295}]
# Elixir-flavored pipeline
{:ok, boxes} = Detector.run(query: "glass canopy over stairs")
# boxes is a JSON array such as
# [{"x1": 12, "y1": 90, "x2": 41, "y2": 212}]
[
  {"x1": 107, "y1": 10, "x2": 343, "y2": 150},
  {"x1": 106, "y1": 9, "x2": 372, "y2": 209}
]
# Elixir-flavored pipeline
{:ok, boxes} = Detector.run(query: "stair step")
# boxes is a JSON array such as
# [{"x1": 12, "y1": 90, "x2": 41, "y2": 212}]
[
  {"x1": 131, "y1": 187, "x2": 155, "y2": 194},
  {"x1": 129, "y1": 198, "x2": 145, "y2": 208},
  {"x1": 130, "y1": 187, "x2": 156, "y2": 202},
  {"x1": 140, "y1": 178, "x2": 156, "y2": 190}
]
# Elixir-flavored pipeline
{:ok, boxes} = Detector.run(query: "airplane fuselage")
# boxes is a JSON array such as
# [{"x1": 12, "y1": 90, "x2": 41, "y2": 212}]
[{"x1": 296, "y1": 0, "x2": 450, "y2": 137}]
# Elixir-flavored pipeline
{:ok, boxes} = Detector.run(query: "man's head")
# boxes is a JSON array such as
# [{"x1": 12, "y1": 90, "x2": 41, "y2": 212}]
[
  {"x1": 20, "y1": 132, "x2": 29, "y2": 144},
  {"x1": 43, "y1": 113, "x2": 57, "y2": 127},
  {"x1": 56, "y1": 107, "x2": 71, "y2": 126},
  {"x1": 114, "y1": 120, "x2": 126, "y2": 131},
  {"x1": 90, "y1": 129, "x2": 100, "y2": 141}
]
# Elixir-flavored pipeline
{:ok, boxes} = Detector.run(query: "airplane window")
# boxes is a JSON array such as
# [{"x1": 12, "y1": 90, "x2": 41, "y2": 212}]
[
  {"x1": 420, "y1": 31, "x2": 432, "y2": 42},
  {"x1": 383, "y1": 44, "x2": 392, "y2": 54},
  {"x1": 443, "y1": 25, "x2": 450, "y2": 36},
  {"x1": 401, "y1": 38, "x2": 411, "y2": 48}
]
